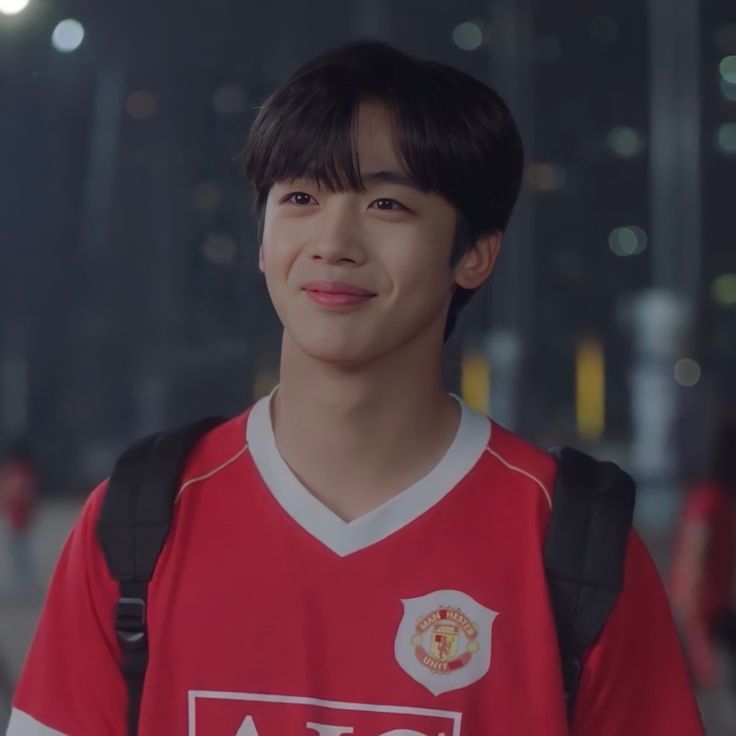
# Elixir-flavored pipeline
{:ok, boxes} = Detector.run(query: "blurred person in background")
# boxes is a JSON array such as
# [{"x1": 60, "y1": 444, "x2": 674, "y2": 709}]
[
  {"x1": 0, "y1": 440, "x2": 38, "y2": 597},
  {"x1": 671, "y1": 416, "x2": 736, "y2": 696}
]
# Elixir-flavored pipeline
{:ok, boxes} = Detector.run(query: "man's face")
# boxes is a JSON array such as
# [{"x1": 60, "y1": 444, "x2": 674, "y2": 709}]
[{"x1": 260, "y1": 101, "x2": 463, "y2": 367}]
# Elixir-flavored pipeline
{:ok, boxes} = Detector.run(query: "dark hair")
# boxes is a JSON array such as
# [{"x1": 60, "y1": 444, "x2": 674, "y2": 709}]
[{"x1": 244, "y1": 41, "x2": 524, "y2": 340}]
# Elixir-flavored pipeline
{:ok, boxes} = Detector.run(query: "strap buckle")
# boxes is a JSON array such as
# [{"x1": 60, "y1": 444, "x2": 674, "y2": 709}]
[{"x1": 115, "y1": 596, "x2": 147, "y2": 650}]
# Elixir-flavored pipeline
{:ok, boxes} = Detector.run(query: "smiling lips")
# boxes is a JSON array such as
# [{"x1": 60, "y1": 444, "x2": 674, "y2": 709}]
[{"x1": 302, "y1": 281, "x2": 377, "y2": 308}]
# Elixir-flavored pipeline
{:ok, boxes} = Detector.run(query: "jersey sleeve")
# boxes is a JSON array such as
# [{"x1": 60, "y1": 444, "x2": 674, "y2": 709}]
[
  {"x1": 571, "y1": 530, "x2": 704, "y2": 735},
  {"x1": 7, "y1": 482, "x2": 127, "y2": 736}
]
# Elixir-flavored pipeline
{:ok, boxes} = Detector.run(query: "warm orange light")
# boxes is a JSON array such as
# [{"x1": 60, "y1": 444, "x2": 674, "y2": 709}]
[
  {"x1": 461, "y1": 352, "x2": 490, "y2": 414},
  {"x1": 576, "y1": 337, "x2": 605, "y2": 441}
]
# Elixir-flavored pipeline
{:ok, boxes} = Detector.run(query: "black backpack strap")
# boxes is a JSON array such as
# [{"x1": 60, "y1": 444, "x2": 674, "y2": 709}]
[
  {"x1": 544, "y1": 446, "x2": 636, "y2": 724},
  {"x1": 96, "y1": 417, "x2": 225, "y2": 736}
]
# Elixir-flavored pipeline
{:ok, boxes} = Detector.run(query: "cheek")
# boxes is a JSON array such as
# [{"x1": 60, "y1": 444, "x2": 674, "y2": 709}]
[
  {"x1": 261, "y1": 220, "x2": 299, "y2": 279},
  {"x1": 261, "y1": 198, "x2": 297, "y2": 269},
  {"x1": 259, "y1": 237, "x2": 290, "y2": 301},
  {"x1": 387, "y1": 229, "x2": 454, "y2": 297}
]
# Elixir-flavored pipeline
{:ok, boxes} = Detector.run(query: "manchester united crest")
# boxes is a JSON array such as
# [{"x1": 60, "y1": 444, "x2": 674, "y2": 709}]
[{"x1": 395, "y1": 590, "x2": 498, "y2": 695}]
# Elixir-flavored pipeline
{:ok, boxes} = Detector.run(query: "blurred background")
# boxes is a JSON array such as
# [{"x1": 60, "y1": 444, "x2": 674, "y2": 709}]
[{"x1": 1, "y1": 0, "x2": 735, "y2": 732}]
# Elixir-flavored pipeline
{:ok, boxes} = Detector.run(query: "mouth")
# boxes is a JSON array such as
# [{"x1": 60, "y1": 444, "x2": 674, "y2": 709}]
[{"x1": 301, "y1": 281, "x2": 377, "y2": 308}]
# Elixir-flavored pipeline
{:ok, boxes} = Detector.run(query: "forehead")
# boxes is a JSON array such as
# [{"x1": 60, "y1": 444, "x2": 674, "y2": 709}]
[{"x1": 353, "y1": 100, "x2": 405, "y2": 173}]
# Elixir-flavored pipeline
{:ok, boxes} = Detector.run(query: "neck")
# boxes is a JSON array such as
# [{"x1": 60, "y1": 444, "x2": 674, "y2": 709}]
[{"x1": 270, "y1": 331, "x2": 460, "y2": 520}]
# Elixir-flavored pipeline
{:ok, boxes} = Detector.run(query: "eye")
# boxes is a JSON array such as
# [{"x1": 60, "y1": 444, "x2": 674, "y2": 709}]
[
  {"x1": 370, "y1": 198, "x2": 406, "y2": 211},
  {"x1": 285, "y1": 192, "x2": 317, "y2": 205}
]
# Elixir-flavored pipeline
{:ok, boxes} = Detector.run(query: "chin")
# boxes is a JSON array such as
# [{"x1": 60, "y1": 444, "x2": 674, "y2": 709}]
[
  {"x1": 296, "y1": 335, "x2": 384, "y2": 368},
  {"x1": 281, "y1": 307, "x2": 446, "y2": 369},
  {"x1": 292, "y1": 321, "x2": 442, "y2": 371},
  {"x1": 284, "y1": 322, "x2": 397, "y2": 368}
]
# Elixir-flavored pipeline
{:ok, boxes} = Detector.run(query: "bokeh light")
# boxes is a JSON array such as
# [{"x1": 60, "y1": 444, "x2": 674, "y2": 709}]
[
  {"x1": 192, "y1": 182, "x2": 222, "y2": 213},
  {"x1": 721, "y1": 79, "x2": 736, "y2": 102},
  {"x1": 125, "y1": 90, "x2": 158, "y2": 120},
  {"x1": 51, "y1": 19, "x2": 85, "y2": 53},
  {"x1": 0, "y1": 0, "x2": 29, "y2": 15},
  {"x1": 202, "y1": 233, "x2": 237, "y2": 266},
  {"x1": 452, "y1": 21, "x2": 483, "y2": 51},
  {"x1": 716, "y1": 123, "x2": 736, "y2": 154},
  {"x1": 608, "y1": 226, "x2": 648, "y2": 257},
  {"x1": 719, "y1": 56, "x2": 736, "y2": 84},
  {"x1": 607, "y1": 126, "x2": 646, "y2": 158},
  {"x1": 711, "y1": 273, "x2": 736, "y2": 306},
  {"x1": 674, "y1": 358, "x2": 701, "y2": 388},
  {"x1": 527, "y1": 162, "x2": 566, "y2": 193}
]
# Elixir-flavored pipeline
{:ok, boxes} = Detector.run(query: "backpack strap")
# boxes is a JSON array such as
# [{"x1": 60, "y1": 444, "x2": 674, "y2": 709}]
[
  {"x1": 544, "y1": 446, "x2": 636, "y2": 724},
  {"x1": 96, "y1": 417, "x2": 225, "y2": 736}
]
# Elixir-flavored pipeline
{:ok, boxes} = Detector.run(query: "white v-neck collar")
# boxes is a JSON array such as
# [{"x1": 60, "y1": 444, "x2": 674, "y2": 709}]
[{"x1": 246, "y1": 388, "x2": 491, "y2": 557}]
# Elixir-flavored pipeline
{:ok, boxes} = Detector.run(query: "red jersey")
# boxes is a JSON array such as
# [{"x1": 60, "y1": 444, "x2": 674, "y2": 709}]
[
  {"x1": 9, "y1": 395, "x2": 703, "y2": 735},
  {"x1": 0, "y1": 460, "x2": 37, "y2": 531},
  {"x1": 670, "y1": 478, "x2": 736, "y2": 620}
]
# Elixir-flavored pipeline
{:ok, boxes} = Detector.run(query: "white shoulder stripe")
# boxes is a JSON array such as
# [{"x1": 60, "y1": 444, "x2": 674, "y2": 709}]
[
  {"x1": 175, "y1": 444, "x2": 248, "y2": 503},
  {"x1": 6, "y1": 709, "x2": 67, "y2": 736},
  {"x1": 485, "y1": 447, "x2": 553, "y2": 509}
]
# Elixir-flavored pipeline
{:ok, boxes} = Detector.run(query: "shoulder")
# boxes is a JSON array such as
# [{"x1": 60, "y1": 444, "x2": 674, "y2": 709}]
[
  {"x1": 484, "y1": 420, "x2": 556, "y2": 510},
  {"x1": 176, "y1": 412, "x2": 250, "y2": 498},
  {"x1": 573, "y1": 526, "x2": 703, "y2": 733}
]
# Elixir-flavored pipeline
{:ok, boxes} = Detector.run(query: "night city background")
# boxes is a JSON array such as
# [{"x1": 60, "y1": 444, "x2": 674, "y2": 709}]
[{"x1": 1, "y1": 0, "x2": 735, "y2": 732}]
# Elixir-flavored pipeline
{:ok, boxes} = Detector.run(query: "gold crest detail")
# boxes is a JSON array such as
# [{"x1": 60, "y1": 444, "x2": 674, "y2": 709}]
[{"x1": 412, "y1": 606, "x2": 479, "y2": 674}]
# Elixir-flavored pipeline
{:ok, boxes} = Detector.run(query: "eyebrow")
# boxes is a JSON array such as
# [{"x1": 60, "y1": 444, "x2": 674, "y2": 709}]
[{"x1": 361, "y1": 170, "x2": 426, "y2": 193}]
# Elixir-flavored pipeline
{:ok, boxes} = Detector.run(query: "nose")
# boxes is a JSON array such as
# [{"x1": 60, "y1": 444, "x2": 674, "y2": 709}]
[{"x1": 307, "y1": 199, "x2": 367, "y2": 265}]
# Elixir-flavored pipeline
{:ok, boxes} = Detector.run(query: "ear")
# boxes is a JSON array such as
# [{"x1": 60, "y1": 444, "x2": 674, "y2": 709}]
[
  {"x1": 453, "y1": 231, "x2": 502, "y2": 290},
  {"x1": 258, "y1": 243, "x2": 265, "y2": 273}
]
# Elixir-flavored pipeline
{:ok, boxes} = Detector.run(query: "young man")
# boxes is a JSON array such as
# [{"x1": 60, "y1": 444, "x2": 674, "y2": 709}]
[{"x1": 8, "y1": 41, "x2": 703, "y2": 735}]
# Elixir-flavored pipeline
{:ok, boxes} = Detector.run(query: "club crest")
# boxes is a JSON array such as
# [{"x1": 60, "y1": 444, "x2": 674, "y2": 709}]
[{"x1": 395, "y1": 589, "x2": 498, "y2": 696}]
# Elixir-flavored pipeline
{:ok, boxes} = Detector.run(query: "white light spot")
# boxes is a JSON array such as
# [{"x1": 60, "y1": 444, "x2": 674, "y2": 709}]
[
  {"x1": 452, "y1": 21, "x2": 483, "y2": 52},
  {"x1": 608, "y1": 226, "x2": 648, "y2": 257},
  {"x1": 0, "y1": 0, "x2": 30, "y2": 15},
  {"x1": 674, "y1": 359, "x2": 701, "y2": 388},
  {"x1": 607, "y1": 126, "x2": 645, "y2": 157},
  {"x1": 51, "y1": 19, "x2": 84, "y2": 53}
]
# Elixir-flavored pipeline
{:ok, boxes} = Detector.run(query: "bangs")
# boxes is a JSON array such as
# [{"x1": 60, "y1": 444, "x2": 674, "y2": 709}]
[
  {"x1": 248, "y1": 91, "x2": 365, "y2": 202},
  {"x1": 245, "y1": 85, "x2": 462, "y2": 214}
]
